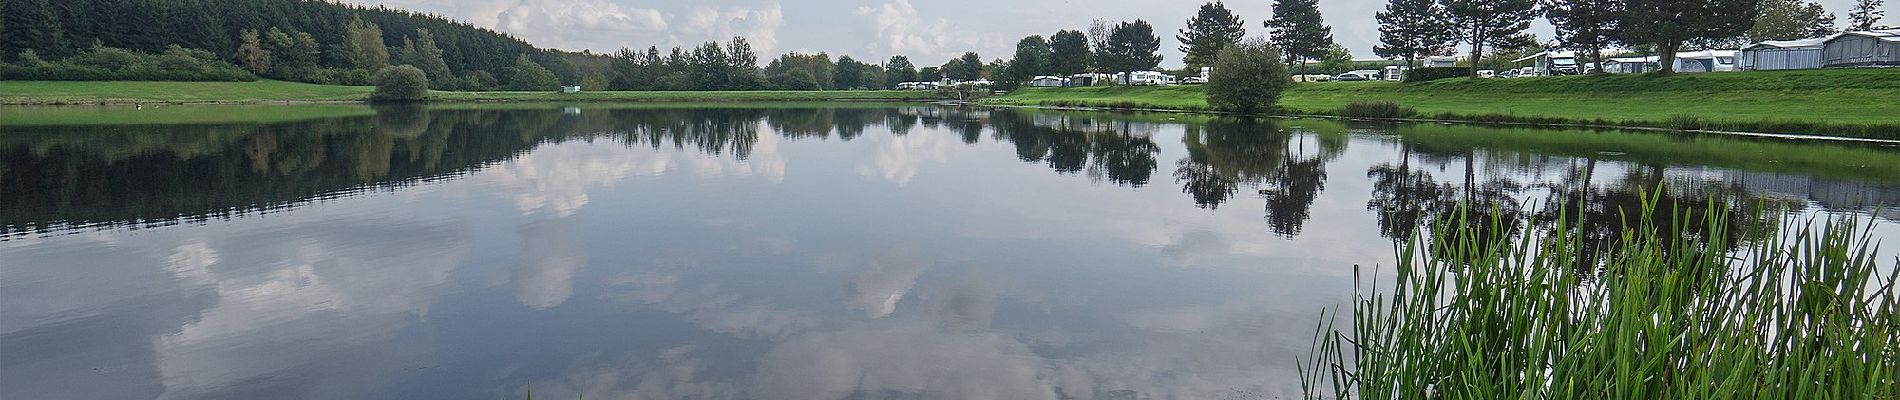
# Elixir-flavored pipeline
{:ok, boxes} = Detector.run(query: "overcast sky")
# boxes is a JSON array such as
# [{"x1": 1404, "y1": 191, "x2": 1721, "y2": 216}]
[{"x1": 345, "y1": 0, "x2": 1883, "y2": 66}]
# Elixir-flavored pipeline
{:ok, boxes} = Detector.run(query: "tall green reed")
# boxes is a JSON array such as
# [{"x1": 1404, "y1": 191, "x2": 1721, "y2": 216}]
[{"x1": 1300, "y1": 196, "x2": 1899, "y2": 399}]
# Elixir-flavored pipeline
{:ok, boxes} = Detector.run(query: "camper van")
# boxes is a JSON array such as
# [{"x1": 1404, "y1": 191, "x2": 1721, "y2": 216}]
[{"x1": 1118, "y1": 71, "x2": 1176, "y2": 86}]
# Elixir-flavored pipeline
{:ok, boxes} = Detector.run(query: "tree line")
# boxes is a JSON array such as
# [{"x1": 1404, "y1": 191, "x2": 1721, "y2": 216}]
[{"x1": 0, "y1": 0, "x2": 574, "y2": 89}]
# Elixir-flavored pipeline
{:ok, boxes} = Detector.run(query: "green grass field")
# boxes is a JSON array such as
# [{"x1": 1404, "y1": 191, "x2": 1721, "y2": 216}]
[
  {"x1": 0, "y1": 80, "x2": 940, "y2": 105},
  {"x1": 985, "y1": 69, "x2": 1900, "y2": 139}
]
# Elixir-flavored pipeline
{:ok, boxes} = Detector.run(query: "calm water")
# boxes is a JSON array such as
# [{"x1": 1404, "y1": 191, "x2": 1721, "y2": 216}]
[{"x1": 3, "y1": 105, "x2": 1898, "y2": 400}]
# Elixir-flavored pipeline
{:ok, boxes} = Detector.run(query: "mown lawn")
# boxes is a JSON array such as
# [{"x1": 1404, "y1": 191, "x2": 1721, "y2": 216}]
[{"x1": 986, "y1": 69, "x2": 1900, "y2": 137}]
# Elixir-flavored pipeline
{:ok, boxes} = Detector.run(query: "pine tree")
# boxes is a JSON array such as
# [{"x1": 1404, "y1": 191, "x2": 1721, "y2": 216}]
[
  {"x1": 1442, "y1": 0, "x2": 1540, "y2": 76},
  {"x1": 2, "y1": 0, "x2": 63, "y2": 60},
  {"x1": 396, "y1": 29, "x2": 452, "y2": 85},
  {"x1": 1848, "y1": 0, "x2": 1886, "y2": 30},
  {"x1": 1266, "y1": 0, "x2": 1334, "y2": 74},
  {"x1": 1100, "y1": 20, "x2": 1164, "y2": 72},
  {"x1": 1616, "y1": 0, "x2": 1760, "y2": 73},
  {"x1": 1049, "y1": 30, "x2": 1092, "y2": 75},
  {"x1": 1376, "y1": 0, "x2": 1457, "y2": 68},
  {"x1": 1543, "y1": 0, "x2": 1621, "y2": 73},
  {"x1": 233, "y1": 29, "x2": 273, "y2": 75},
  {"x1": 1178, "y1": 1, "x2": 1247, "y2": 69}
]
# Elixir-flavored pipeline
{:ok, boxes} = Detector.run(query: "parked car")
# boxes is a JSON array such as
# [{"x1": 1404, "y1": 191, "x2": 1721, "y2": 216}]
[
  {"x1": 1182, "y1": 76, "x2": 1207, "y2": 84},
  {"x1": 1477, "y1": 69, "x2": 1497, "y2": 78},
  {"x1": 1333, "y1": 73, "x2": 1369, "y2": 81}
]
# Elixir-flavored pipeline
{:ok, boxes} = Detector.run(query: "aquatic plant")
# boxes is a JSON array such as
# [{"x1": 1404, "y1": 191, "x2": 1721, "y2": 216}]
[{"x1": 1301, "y1": 197, "x2": 1900, "y2": 399}]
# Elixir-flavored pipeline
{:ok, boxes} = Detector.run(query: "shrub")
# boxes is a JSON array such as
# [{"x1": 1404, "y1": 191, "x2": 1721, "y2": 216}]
[
  {"x1": 371, "y1": 65, "x2": 430, "y2": 102},
  {"x1": 1403, "y1": 67, "x2": 1473, "y2": 82},
  {"x1": 0, "y1": 45, "x2": 255, "y2": 82},
  {"x1": 1206, "y1": 39, "x2": 1291, "y2": 113},
  {"x1": 1341, "y1": 101, "x2": 1415, "y2": 118}
]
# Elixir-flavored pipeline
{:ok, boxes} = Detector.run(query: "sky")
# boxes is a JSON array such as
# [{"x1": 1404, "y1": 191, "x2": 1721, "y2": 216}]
[{"x1": 344, "y1": 0, "x2": 1886, "y2": 67}]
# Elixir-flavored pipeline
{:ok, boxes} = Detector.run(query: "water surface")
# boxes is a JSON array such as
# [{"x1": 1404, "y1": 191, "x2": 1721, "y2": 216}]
[{"x1": 3, "y1": 104, "x2": 1897, "y2": 400}]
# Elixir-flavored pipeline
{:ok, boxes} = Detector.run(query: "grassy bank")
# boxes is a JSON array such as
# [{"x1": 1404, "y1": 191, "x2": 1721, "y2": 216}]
[
  {"x1": 1302, "y1": 202, "x2": 1899, "y2": 399},
  {"x1": 984, "y1": 69, "x2": 1900, "y2": 139},
  {"x1": 0, "y1": 80, "x2": 941, "y2": 105}
]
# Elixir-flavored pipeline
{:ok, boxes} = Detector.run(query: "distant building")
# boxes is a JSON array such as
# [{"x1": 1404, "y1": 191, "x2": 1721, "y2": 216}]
[
  {"x1": 1674, "y1": 50, "x2": 1739, "y2": 72},
  {"x1": 1822, "y1": 29, "x2": 1900, "y2": 67},
  {"x1": 1029, "y1": 76, "x2": 1070, "y2": 87},
  {"x1": 1602, "y1": 56, "x2": 1660, "y2": 74},
  {"x1": 560, "y1": 86, "x2": 582, "y2": 93},
  {"x1": 1741, "y1": 38, "x2": 1828, "y2": 70},
  {"x1": 1511, "y1": 51, "x2": 1581, "y2": 76}
]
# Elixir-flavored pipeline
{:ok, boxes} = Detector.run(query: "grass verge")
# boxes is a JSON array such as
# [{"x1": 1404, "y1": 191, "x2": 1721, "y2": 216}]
[
  {"x1": 1300, "y1": 199, "x2": 1899, "y2": 399},
  {"x1": 982, "y1": 69, "x2": 1900, "y2": 140}
]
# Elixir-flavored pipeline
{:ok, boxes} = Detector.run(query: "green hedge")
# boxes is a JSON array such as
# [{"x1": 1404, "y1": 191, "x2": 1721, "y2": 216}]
[{"x1": 1404, "y1": 67, "x2": 1473, "y2": 82}]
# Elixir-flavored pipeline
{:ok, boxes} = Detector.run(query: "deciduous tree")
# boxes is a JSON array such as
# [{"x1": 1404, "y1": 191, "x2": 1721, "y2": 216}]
[
  {"x1": 1005, "y1": 35, "x2": 1052, "y2": 82},
  {"x1": 1206, "y1": 39, "x2": 1291, "y2": 114},
  {"x1": 233, "y1": 29, "x2": 273, "y2": 75},
  {"x1": 1748, "y1": 0, "x2": 1836, "y2": 42},
  {"x1": 1616, "y1": 0, "x2": 1760, "y2": 73}
]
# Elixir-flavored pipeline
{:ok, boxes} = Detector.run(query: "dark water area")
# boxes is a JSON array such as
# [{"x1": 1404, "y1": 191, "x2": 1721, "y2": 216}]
[{"x1": 3, "y1": 104, "x2": 1897, "y2": 399}]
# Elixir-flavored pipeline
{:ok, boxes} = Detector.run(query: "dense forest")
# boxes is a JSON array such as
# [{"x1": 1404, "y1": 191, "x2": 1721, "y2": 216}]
[{"x1": 0, "y1": 0, "x2": 572, "y2": 89}]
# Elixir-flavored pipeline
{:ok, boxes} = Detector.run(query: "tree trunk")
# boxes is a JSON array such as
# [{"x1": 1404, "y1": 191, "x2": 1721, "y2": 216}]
[
  {"x1": 1656, "y1": 42, "x2": 1679, "y2": 74},
  {"x1": 1468, "y1": 26, "x2": 1485, "y2": 78},
  {"x1": 1589, "y1": 46, "x2": 1605, "y2": 75}
]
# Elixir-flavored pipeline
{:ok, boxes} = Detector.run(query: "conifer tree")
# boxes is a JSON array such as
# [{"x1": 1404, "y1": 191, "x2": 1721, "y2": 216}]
[
  {"x1": 1100, "y1": 20, "x2": 1164, "y2": 72},
  {"x1": 1848, "y1": 0, "x2": 1885, "y2": 30},
  {"x1": 1543, "y1": 0, "x2": 1621, "y2": 73},
  {"x1": 1266, "y1": 0, "x2": 1335, "y2": 74},
  {"x1": 1178, "y1": 1, "x2": 1247, "y2": 68},
  {"x1": 233, "y1": 29, "x2": 273, "y2": 75},
  {"x1": 1376, "y1": 0, "x2": 1457, "y2": 68},
  {"x1": 1442, "y1": 0, "x2": 1540, "y2": 76}
]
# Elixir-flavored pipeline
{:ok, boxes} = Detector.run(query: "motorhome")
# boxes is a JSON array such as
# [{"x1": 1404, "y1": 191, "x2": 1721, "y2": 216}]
[{"x1": 1117, "y1": 71, "x2": 1176, "y2": 86}]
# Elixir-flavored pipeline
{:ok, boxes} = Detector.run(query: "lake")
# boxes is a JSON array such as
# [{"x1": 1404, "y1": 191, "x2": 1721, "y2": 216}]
[{"x1": 3, "y1": 104, "x2": 1897, "y2": 400}]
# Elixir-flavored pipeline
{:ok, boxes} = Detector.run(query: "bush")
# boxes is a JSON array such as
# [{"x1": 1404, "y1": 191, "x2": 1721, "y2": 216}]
[
  {"x1": 1206, "y1": 39, "x2": 1291, "y2": 113},
  {"x1": 1403, "y1": 67, "x2": 1473, "y2": 82},
  {"x1": 1341, "y1": 101, "x2": 1416, "y2": 118},
  {"x1": 371, "y1": 65, "x2": 430, "y2": 102},
  {"x1": 0, "y1": 45, "x2": 255, "y2": 82}
]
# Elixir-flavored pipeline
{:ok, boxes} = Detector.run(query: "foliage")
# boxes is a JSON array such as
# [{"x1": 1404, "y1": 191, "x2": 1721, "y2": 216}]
[
  {"x1": 1403, "y1": 67, "x2": 1474, "y2": 82},
  {"x1": 1049, "y1": 30, "x2": 1092, "y2": 75},
  {"x1": 1206, "y1": 39, "x2": 1292, "y2": 113},
  {"x1": 342, "y1": 16, "x2": 389, "y2": 72},
  {"x1": 883, "y1": 55, "x2": 919, "y2": 88},
  {"x1": 371, "y1": 65, "x2": 429, "y2": 101},
  {"x1": 608, "y1": 38, "x2": 766, "y2": 91},
  {"x1": 1744, "y1": 0, "x2": 1837, "y2": 43},
  {"x1": 1300, "y1": 200, "x2": 1900, "y2": 399},
  {"x1": 234, "y1": 29, "x2": 274, "y2": 75},
  {"x1": 505, "y1": 54, "x2": 559, "y2": 91},
  {"x1": 1266, "y1": 0, "x2": 1335, "y2": 72},
  {"x1": 0, "y1": 45, "x2": 256, "y2": 82},
  {"x1": 1443, "y1": 0, "x2": 1541, "y2": 76},
  {"x1": 1099, "y1": 20, "x2": 1164, "y2": 73},
  {"x1": 1543, "y1": 0, "x2": 1622, "y2": 71},
  {"x1": 1177, "y1": 1, "x2": 1247, "y2": 69},
  {"x1": 1004, "y1": 35, "x2": 1053, "y2": 83},
  {"x1": 395, "y1": 29, "x2": 454, "y2": 90},
  {"x1": 764, "y1": 52, "x2": 835, "y2": 90},
  {"x1": 833, "y1": 55, "x2": 877, "y2": 90},
  {"x1": 1616, "y1": 0, "x2": 1761, "y2": 73},
  {"x1": 919, "y1": 67, "x2": 943, "y2": 82},
  {"x1": 1318, "y1": 44, "x2": 1354, "y2": 74},
  {"x1": 1375, "y1": 0, "x2": 1457, "y2": 66},
  {"x1": 1849, "y1": 0, "x2": 1886, "y2": 30},
  {"x1": 769, "y1": 70, "x2": 821, "y2": 91}
]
